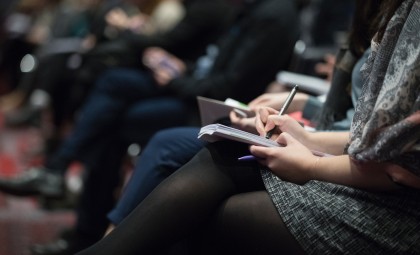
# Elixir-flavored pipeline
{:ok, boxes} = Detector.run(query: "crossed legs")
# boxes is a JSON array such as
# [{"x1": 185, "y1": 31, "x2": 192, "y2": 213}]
[{"x1": 77, "y1": 142, "x2": 305, "y2": 255}]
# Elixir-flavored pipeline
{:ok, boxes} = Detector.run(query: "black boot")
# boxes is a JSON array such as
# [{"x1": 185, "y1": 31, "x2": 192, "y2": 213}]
[{"x1": 0, "y1": 167, "x2": 65, "y2": 198}]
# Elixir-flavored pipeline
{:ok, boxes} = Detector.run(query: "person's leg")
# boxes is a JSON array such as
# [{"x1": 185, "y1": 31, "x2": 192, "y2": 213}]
[
  {"x1": 0, "y1": 68, "x2": 158, "y2": 197},
  {"x1": 107, "y1": 127, "x2": 206, "y2": 226},
  {"x1": 30, "y1": 136, "x2": 129, "y2": 255},
  {"x1": 76, "y1": 141, "x2": 264, "y2": 254},
  {"x1": 32, "y1": 101, "x2": 193, "y2": 253},
  {"x1": 119, "y1": 97, "x2": 189, "y2": 144},
  {"x1": 209, "y1": 191, "x2": 306, "y2": 255},
  {"x1": 74, "y1": 138, "x2": 127, "y2": 241},
  {"x1": 31, "y1": 98, "x2": 193, "y2": 254},
  {"x1": 46, "y1": 68, "x2": 158, "y2": 172}
]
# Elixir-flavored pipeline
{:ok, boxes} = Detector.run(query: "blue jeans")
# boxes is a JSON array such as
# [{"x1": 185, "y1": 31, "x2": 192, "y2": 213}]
[
  {"x1": 46, "y1": 67, "x2": 182, "y2": 171},
  {"x1": 107, "y1": 127, "x2": 206, "y2": 225}
]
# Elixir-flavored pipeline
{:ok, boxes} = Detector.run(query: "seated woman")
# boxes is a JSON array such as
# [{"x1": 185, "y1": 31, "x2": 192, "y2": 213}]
[{"x1": 77, "y1": 0, "x2": 420, "y2": 254}]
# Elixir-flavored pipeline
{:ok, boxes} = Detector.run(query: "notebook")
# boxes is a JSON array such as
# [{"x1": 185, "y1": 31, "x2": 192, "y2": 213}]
[
  {"x1": 198, "y1": 123, "x2": 330, "y2": 157},
  {"x1": 197, "y1": 96, "x2": 254, "y2": 126}
]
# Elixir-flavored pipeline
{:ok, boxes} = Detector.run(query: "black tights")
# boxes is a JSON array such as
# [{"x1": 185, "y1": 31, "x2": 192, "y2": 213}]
[{"x1": 76, "y1": 142, "x2": 305, "y2": 255}]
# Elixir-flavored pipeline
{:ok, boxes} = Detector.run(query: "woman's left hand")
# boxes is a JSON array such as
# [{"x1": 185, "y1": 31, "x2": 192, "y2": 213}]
[
  {"x1": 250, "y1": 132, "x2": 318, "y2": 184},
  {"x1": 229, "y1": 111, "x2": 257, "y2": 134}
]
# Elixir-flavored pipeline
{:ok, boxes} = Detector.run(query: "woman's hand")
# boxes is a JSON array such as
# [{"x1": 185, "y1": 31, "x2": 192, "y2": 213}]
[
  {"x1": 255, "y1": 107, "x2": 309, "y2": 145},
  {"x1": 248, "y1": 93, "x2": 285, "y2": 110},
  {"x1": 250, "y1": 132, "x2": 318, "y2": 184},
  {"x1": 229, "y1": 111, "x2": 257, "y2": 134},
  {"x1": 248, "y1": 92, "x2": 309, "y2": 113}
]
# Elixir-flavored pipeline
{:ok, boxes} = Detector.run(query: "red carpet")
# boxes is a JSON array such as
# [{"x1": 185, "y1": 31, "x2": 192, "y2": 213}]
[{"x1": 0, "y1": 112, "x2": 76, "y2": 255}]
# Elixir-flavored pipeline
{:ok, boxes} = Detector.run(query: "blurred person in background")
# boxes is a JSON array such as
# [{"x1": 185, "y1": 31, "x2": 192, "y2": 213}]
[
  {"x1": 0, "y1": 1, "x2": 307, "y2": 254},
  {"x1": 0, "y1": 1, "x2": 236, "y2": 254},
  {"x1": 0, "y1": 0, "x2": 186, "y2": 156}
]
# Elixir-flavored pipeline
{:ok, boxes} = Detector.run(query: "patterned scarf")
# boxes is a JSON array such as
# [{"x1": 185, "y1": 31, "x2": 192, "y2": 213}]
[{"x1": 347, "y1": 0, "x2": 420, "y2": 176}]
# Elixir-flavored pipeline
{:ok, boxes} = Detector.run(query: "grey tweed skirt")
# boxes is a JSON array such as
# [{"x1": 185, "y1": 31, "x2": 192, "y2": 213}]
[{"x1": 261, "y1": 169, "x2": 420, "y2": 255}]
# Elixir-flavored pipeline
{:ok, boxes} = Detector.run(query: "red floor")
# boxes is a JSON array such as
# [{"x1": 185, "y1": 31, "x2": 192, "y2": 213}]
[{"x1": 0, "y1": 112, "x2": 76, "y2": 255}]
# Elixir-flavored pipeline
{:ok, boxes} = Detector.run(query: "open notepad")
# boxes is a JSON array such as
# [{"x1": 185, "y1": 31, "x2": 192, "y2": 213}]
[
  {"x1": 198, "y1": 124, "x2": 331, "y2": 157},
  {"x1": 197, "y1": 96, "x2": 254, "y2": 126}
]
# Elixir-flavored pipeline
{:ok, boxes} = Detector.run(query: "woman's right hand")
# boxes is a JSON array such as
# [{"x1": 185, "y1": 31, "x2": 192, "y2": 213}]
[{"x1": 255, "y1": 106, "x2": 310, "y2": 146}]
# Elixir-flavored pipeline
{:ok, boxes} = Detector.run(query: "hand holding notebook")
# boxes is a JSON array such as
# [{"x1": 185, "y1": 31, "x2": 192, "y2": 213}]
[{"x1": 198, "y1": 123, "x2": 331, "y2": 157}]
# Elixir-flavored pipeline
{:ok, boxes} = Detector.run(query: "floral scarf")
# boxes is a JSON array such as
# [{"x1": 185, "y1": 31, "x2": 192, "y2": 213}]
[{"x1": 347, "y1": 0, "x2": 420, "y2": 178}]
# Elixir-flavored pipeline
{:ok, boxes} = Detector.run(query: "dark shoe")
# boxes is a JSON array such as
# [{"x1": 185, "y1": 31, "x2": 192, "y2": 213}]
[
  {"x1": 30, "y1": 229, "x2": 97, "y2": 255},
  {"x1": 0, "y1": 167, "x2": 65, "y2": 198}
]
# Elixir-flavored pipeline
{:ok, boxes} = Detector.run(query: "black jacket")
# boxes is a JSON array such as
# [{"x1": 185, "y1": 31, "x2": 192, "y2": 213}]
[
  {"x1": 123, "y1": 0, "x2": 237, "y2": 63},
  {"x1": 79, "y1": 0, "x2": 236, "y2": 87},
  {"x1": 168, "y1": 0, "x2": 301, "y2": 103}
]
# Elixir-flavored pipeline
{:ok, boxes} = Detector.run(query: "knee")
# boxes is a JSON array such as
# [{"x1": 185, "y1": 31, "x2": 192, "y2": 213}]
[
  {"x1": 217, "y1": 192, "x2": 275, "y2": 231},
  {"x1": 152, "y1": 127, "x2": 194, "y2": 143},
  {"x1": 95, "y1": 69, "x2": 127, "y2": 93}
]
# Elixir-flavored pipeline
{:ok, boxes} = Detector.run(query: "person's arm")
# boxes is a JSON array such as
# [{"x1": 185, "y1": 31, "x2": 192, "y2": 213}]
[
  {"x1": 312, "y1": 155, "x2": 420, "y2": 191},
  {"x1": 303, "y1": 131, "x2": 349, "y2": 156},
  {"x1": 121, "y1": 0, "x2": 234, "y2": 60},
  {"x1": 253, "y1": 107, "x2": 420, "y2": 191},
  {"x1": 168, "y1": 2, "x2": 300, "y2": 102},
  {"x1": 250, "y1": 136, "x2": 403, "y2": 192},
  {"x1": 248, "y1": 92, "x2": 310, "y2": 113}
]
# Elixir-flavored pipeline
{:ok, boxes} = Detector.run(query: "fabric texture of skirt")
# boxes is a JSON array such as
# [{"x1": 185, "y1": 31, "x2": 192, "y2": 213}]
[{"x1": 261, "y1": 168, "x2": 420, "y2": 254}]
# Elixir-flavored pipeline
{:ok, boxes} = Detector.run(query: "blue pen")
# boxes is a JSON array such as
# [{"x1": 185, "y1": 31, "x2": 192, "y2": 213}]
[{"x1": 238, "y1": 155, "x2": 258, "y2": 161}]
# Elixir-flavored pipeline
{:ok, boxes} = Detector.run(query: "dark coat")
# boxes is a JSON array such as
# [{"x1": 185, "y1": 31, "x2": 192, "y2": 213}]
[
  {"x1": 168, "y1": 0, "x2": 301, "y2": 103},
  {"x1": 122, "y1": 0, "x2": 237, "y2": 63}
]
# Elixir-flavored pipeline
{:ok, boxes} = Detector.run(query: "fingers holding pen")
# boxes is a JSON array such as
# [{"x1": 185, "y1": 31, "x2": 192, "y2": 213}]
[
  {"x1": 255, "y1": 106, "x2": 292, "y2": 139},
  {"x1": 255, "y1": 107, "x2": 279, "y2": 136},
  {"x1": 265, "y1": 114, "x2": 292, "y2": 133},
  {"x1": 267, "y1": 114, "x2": 309, "y2": 143}
]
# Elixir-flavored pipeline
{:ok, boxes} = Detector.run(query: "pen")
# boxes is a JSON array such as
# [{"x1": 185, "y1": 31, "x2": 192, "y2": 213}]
[
  {"x1": 238, "y1": 155, "x2": 258, "y2": 161},
  {"x1": 265, "y1": 85, "x2": 299, "y2": 139}
]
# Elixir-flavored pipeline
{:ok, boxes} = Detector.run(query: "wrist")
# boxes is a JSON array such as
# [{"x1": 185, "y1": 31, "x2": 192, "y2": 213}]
[{"x1": 306, "y1": 156, "x2": 322, "y2": 181}]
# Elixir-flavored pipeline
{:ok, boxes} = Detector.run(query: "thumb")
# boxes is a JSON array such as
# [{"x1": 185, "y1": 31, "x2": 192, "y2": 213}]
[
  {"x1": 275, "y1": 132, "x2": 296, "y2": 147},
  {"x1": 250, "y1": 145, "x2": 272, "y2": 159}
]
